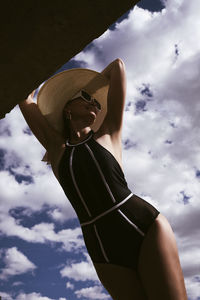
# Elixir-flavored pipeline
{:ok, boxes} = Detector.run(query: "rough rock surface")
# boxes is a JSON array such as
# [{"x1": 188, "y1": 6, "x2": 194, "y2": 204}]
[{"x1": 0, "y1": 0, "x2": 140, "y2": 118}]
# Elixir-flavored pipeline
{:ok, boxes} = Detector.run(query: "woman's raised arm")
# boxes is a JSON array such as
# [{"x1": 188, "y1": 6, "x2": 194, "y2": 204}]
[
  {"x1": 19, "y1": 91, "x2": 64, "y2": 150},
  {"x1": 101, "y1": 58, "x2": 127, "y2": 135}
]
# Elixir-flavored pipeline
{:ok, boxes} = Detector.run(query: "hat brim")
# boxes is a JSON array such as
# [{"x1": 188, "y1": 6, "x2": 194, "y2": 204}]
[{"x1": 37, "y1": 68, "x2": 109, "y2": 134}]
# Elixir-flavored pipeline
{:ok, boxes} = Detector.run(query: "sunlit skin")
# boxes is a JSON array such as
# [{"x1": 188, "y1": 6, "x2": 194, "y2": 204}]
[{"x1": 63, "y1": 96, "x2": 99, "y2": 142}]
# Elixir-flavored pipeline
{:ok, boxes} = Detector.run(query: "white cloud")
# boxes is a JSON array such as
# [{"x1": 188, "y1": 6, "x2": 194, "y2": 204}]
[
  {"x1": 66, "y1": 281, "x2": 74, "y2": 290},
  {"x1": 0, "y1": 217, "x2": 84, "y2": 252},
  {"x1": 48, "y1": 207, "x2": 72, "y2": 224},
  {"x1": 75, "y1": 285, "x2": 110, "y2": 299},
  {"x1": 15, "y1": 292, "x2": 55, "y2": 300},
  {"x1": 0, "y1": 291, "x2": 13, "y2": 300},
  {"x1": 185, "y1": 276, "x2": 200, "y2": 300},
  {"x1": 60, "y1": 253, "x2": 99, "y2": 282},
  {"x1": 12, "y1": 281, "x2": 23, "y2": 286},
  {"x1": 0, "y1": 247, "x2": 36, "y2": 280},
  {"x1": 178, "y1": 242, "x2": 200, "y2": 278},
  {"x1": 3, "y1": 291, "x2": 55, "y2": 300}
]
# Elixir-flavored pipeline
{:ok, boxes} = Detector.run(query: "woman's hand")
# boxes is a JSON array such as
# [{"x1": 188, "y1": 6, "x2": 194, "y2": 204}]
[{"x1": 19, "y1": 90, "x2": 36, "y2": 106}]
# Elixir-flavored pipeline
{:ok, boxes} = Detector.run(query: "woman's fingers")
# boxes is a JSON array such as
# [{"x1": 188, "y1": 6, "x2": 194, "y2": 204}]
[
  {"x1": 30, "y1": 90, "x2": 36, "y2": 99},
  {"x1": 26, "y1": 90, "x2": 36, "y2": 102}
]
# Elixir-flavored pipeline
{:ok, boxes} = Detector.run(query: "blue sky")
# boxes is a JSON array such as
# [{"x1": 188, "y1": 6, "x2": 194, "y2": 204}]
[{"x1": 1, "y1": 0, "x2": 200, "y2": 299}]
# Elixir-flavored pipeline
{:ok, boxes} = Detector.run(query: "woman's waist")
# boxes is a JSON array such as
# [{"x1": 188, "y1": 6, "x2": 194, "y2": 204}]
[{"x1": 79, "y1": 192, "x2": 134, "y2": 227}]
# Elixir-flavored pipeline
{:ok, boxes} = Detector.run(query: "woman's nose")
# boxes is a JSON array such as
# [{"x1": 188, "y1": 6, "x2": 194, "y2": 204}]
[
  {"x1": 89, "y1": 102, "x2": 97, "y2": 111},
  {"x1": 88, "y1": 99, "x2": 95, "y2": 107}
]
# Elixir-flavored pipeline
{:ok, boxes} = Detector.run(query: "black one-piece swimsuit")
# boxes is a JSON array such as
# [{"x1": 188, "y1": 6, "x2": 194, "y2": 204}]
[{"x1": 58, "y1": 130, "x2": 160, "y2": 270}]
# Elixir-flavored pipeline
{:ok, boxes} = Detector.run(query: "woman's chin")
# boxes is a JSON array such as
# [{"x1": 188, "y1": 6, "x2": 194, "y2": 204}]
[
  {"x1": 87, "y1": 110, "x2": 97, "y2": 119},
  {"x1": 90, "y1": 111, "x2": 96, "y2": 116}
]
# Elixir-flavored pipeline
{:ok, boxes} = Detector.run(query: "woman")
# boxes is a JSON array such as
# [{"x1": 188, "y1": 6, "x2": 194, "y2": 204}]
[{"x1": 19, "y1": 58, "x2": 187, "y2": 300}]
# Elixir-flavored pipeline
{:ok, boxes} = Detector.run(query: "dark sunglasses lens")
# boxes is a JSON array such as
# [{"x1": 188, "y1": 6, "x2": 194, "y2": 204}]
[
  {"x1": 81, "y1": 90, "x2": 101, "y2": 110},
  {"x1": 82, "y1": 90, "x2": 91, "y2": 101}
]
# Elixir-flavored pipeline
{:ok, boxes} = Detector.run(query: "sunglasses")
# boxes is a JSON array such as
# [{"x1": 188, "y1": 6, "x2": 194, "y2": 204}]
[{"x1": 69, "y1": 89, "x2": 101, "y2": 111}]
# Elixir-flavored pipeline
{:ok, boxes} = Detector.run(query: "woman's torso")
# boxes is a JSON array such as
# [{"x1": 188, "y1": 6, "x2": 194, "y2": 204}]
[
  {"x1": 50, "y1": 129, "x2": 133, "y2": 224},
  {"x1": 50, "y1": 130, "x2": 123, "y2": 183},
  {"x1": 47, "y1": 129, "x2": 160, "y2": 270}
]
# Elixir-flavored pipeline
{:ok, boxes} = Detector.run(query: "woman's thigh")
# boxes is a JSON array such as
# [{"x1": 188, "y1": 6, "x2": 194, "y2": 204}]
[
  {"x1": 138, "y1": 214, "x2": 188, "y2": 300},
  {"x1": 93, "y1": 263, "x2": 146, "y2": 300}
]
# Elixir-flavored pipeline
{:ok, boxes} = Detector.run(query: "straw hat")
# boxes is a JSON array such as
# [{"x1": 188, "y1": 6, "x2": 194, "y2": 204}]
[{"x1": 37, "y1": 68, "x2": 110, "y2": 134}]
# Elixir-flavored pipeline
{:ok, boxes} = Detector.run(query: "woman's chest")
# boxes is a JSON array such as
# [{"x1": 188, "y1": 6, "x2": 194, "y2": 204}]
[{"x1": 50, "y1": 134, "x2": 123, "y2": 182}]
